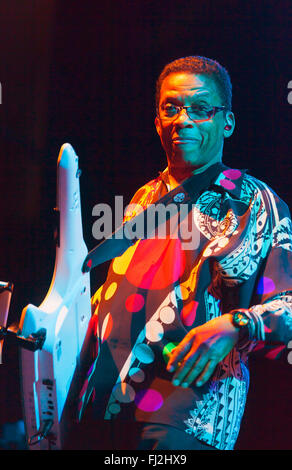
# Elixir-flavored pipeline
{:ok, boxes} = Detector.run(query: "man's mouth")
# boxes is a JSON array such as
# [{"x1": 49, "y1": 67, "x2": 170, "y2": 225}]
[{"x1": 172, "y1": 137, "x2": 199, "y2": 144}]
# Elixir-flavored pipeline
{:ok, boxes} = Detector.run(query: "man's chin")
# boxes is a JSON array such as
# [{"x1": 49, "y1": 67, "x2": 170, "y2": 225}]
[{"x1": 171, "y1": 151, "x2": 204, "y2": 169}]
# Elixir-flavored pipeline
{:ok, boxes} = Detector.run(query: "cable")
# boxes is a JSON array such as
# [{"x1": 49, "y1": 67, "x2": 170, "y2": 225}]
[{"x1": 28, "y1": 419, "x2": 54, "y2": 447}]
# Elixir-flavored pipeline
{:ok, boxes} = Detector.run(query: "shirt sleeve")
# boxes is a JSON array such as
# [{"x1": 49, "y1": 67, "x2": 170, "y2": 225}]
[{"x1": 240, "y1": 185, "x2": 292, "y2": 359}]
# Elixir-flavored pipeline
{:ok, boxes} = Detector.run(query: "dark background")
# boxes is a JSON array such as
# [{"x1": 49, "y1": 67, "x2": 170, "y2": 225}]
[{"x1": 0, "y1": 0, "x2": 291, "y2": 450}]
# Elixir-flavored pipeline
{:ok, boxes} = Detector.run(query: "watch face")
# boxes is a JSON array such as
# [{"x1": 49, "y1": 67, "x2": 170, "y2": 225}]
[{"x1": 234, "y1": 311, "x2": 249, "y2": 327}]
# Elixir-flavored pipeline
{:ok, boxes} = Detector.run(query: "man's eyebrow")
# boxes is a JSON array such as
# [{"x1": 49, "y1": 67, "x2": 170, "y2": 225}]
[{"x1": 162, "y1": 95, "x2": 211, "y2": 104}]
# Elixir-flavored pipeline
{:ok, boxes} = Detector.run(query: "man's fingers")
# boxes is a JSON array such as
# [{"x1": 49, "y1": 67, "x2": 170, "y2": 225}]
[
  {"x1": 194, "y1": 359, "x2": 217, "y2": 387},
  {"x1": 172, "y1": 354, "x2": 208, "y2": 387},
  {"x1": 166, "y1": 337, "x2": 193, "y2": 372}
]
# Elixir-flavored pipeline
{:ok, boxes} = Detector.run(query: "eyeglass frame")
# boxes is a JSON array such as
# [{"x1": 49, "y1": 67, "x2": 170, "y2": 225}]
[{"x1": 156, "y1": 104, "x2": 227, "y2": 123}]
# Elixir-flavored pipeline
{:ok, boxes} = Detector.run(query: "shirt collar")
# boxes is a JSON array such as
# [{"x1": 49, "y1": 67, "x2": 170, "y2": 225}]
[
  {"x1": 159, "y1": 164, "x2": 247, "y2": 200},
  {"x1": 212, "y1": 167, "x2": 248, "y2": 199}
]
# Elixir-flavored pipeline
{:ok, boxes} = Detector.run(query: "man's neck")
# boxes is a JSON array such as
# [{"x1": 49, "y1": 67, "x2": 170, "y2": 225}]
[{"x1": 167, "y1": 156, "x2": 223, "y2": 189}]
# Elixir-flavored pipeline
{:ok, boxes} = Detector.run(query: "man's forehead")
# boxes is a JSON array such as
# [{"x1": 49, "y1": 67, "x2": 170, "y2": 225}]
[{"x1": 159, "y1": 72, "x2": 219, "y2": 99}]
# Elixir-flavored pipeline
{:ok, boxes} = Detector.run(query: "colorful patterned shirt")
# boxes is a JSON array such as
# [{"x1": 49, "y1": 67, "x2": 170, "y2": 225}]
[{"x1": 78, "y1": 162, "x2": 292, "y2": 450}]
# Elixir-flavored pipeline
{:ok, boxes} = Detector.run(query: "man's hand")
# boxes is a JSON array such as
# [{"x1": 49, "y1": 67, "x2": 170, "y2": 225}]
[{"x1": 166, "y1": 314, "x2": 239, "y2": 388}]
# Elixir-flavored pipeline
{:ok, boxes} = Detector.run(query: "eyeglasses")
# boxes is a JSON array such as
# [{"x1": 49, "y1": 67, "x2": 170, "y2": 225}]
[{"x1": 158, "y1": 104, "x2": 227, "y2": 123}]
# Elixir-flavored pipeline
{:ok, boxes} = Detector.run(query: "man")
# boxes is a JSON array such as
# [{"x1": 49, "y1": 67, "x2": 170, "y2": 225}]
[{"x1": 72, "y1": 56, "x2": 292, "y2": 450}]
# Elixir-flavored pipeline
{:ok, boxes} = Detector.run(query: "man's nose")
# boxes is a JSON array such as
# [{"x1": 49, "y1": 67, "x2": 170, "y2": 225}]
[{"x1": 173, "y1": 108, "x2": 193, "y2": 126}]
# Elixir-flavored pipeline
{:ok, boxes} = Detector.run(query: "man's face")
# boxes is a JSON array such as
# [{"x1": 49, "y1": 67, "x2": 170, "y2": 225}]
[{"x1": 155, "y1": 72, "x2": 235, "y2": 172}]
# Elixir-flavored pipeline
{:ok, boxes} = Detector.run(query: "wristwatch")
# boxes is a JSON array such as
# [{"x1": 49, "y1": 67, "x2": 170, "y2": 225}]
[
  {"x1": 231, "y1": 310, "x2": 251, "y2": 345},
  {"x1": 232, "y1": 310, "x2": 250, "y2": 327}
]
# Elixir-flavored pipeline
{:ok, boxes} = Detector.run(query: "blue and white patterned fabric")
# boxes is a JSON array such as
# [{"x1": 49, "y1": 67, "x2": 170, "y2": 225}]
[{"x1": 78, "y1": 163, "x2": 292, "y2": 450}]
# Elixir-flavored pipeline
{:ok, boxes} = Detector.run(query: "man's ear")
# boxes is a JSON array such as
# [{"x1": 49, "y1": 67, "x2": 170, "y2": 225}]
[
  {"x1": 223, "y1": 111, "x2": 235, "y2": 138},
  {"x1": 155, "y1": 116, "x2": 162, "y2": 138}
]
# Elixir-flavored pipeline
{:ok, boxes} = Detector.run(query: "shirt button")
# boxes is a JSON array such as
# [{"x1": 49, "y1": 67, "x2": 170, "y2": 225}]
[{"x1": 173, "y1": 192, "x2": 185, "y2": 202}]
